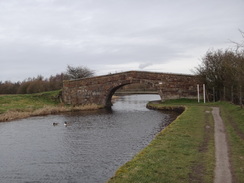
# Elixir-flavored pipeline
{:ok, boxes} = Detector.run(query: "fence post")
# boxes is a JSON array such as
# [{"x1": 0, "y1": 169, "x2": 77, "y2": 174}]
[
  {"x1": 203, "y1": 84, "x2": 206, "y2": 103},
  {"x1": 197, "y1": 84, "x2": 200, "y2": 103}
]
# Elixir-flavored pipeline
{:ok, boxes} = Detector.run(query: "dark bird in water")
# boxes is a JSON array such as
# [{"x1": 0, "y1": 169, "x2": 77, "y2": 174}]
[
  {"x1": 53, "y1": 122, "x2": 59, "y2": 126},
  {"x1": 64, "y1": 121, "x2": 68, "y2": 127}
]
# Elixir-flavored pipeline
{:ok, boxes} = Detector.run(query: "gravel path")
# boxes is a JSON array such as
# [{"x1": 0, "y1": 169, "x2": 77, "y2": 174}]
[{"x1": 212, "y1": 107, "x2": 232, "y2": 183}]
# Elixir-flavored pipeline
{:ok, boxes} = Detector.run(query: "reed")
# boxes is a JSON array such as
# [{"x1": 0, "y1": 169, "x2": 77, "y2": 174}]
[
  {"x1": 0, "y1": 104, "x2": 103, "y2": 122},
  {"x1": 0, "y1": 111, "x2": 31, "y2": 122}
]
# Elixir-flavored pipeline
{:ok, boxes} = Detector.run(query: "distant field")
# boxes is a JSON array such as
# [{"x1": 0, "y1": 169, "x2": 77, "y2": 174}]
[
  {"x1": 0, "y1": 90, "x2": 61, "y2": 114},
  {"x1": 0, "y1": 90, "x2": 101, "y2": 122}
]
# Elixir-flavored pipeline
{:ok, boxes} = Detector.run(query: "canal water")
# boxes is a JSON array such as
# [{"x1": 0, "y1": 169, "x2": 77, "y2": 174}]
[{"x1": 0, "y1": 94, "x2": 177, "y2": 183}]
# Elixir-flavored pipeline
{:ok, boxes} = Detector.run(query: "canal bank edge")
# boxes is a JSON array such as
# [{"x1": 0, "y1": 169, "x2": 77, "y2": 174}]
[
  {"x1": 0, "y1": 91, "x2": 121, "y2": 123},
  {"x1": 146, "y1": 102, "x2": 185, "y2": 114},
  {"x1": 107, "y1": 101, "x2": 215, "y2": 183},
  {"x1": 0, "y1": 104, "x2": 104, "y2": 122}
]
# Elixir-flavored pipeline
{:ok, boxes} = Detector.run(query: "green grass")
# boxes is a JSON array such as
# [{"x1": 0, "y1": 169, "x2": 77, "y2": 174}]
[
  {"x1": 218, "y1": 102, "x2": 244, "y2": 182},
  {"x1": 1, "y1": 93, "x2": 243, "y2": 182},
  {"x1": 161, "y1": 98, "x2": 202, "y2": 104},
  {"x1": 108, "y1": 100, "x2": 215, "y2": 183},
  {"x1": 0, "y1": 90, "x2": 102, "y2": 122},
  {"x1": 0, "y1": 90, "x2": 61, "y2": 114},
  {"x1": 108, "y1": 100, "x2": 244, "y2": 183}
]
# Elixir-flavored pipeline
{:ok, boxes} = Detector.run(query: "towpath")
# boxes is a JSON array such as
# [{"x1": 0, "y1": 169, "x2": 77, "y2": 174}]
[{"x1": 212, "y1": 107, "x2": 232, "y2": 183}]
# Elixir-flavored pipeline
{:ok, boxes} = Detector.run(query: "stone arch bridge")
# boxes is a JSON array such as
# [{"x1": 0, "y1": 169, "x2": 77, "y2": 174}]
[{"x1": 62, "y1": 71, "x2": 201, "y2": 107}]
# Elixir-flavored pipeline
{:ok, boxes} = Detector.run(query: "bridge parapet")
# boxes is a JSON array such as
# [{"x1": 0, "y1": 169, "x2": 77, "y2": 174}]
[{"x1": 62, "y1": 71, "x2": 201, "y2": 107}]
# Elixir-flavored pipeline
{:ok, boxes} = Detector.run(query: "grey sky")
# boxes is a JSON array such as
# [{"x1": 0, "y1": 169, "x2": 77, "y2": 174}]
[{"x1": 0, "y1": 0, "x2": 243, "y2": 82}]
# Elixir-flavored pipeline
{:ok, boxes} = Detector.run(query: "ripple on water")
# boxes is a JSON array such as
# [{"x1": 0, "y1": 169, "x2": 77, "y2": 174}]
[{"x1": 0, "y1": 95, "x2": 177, "y2": 183}]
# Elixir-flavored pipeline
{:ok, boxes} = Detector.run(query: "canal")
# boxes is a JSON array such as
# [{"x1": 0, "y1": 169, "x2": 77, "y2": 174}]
[{"x1": 0, "y1": 94, "x2": 177, "y2": 183}]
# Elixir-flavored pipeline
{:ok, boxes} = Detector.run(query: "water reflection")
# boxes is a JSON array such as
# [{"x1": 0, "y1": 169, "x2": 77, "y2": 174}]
[{"x1": 0, "y1": 94, "x2": 177, "y2": 183}]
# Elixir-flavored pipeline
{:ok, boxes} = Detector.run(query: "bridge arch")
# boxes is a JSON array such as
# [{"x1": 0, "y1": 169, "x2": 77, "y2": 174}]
[
  {"x1": 62, "y1": 71, "x2": 201, "y2": 107},
  {"x1": 104, "y1": 79, "x2": 159, "y2": 107}
]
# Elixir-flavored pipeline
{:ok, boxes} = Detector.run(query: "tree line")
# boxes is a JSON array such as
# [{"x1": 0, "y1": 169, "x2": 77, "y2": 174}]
[
  {"x1": 195, "y1": 30, "x2": 244, "y2": 105},
  {"x1": 1, "y1": 31, "x2": 243, "y2": 106},
  {"x1": 0, "y1": 65, "x2": 94, "y2": 94}
]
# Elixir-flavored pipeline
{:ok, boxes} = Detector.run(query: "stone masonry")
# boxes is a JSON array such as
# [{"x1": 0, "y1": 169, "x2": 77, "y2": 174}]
[{"x1": 62, "y1": 71, "x2": 202, "y2": 107}]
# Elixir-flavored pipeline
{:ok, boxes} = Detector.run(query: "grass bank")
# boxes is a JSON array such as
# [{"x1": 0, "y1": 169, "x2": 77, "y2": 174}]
[
  {"x1": 108, "y1": 99, "x2": 215, "y2": 183},
  {"x1": 108, "y1": 99, "x2": 244, "y2": 183},
  {"x1": 218, "y1": 102, "x2": 244, "y2": 182},
  {"x1": 1, "y1": 92, "x2": 243, "y2": 182},
  {"x1": 0, "y1": 90, "x2": 102, "y2": 122}
]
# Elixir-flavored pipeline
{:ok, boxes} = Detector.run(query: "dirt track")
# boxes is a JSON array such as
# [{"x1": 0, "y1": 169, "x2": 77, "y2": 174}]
[{"x1": 212, "y1": 107, "x2": 232, "y2": 183}]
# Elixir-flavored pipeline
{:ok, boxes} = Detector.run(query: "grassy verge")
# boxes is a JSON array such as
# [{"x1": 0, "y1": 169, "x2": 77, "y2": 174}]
[
  {"x1": 0, "y1": 90, "x2": 102, "y2": 122},
  {"x1": 0, "y1": 90, "x2": 61, "y2": 114},
  {"x1": 218, "y1": 102, "x2": 244, "y2": 182},
  {"x1": 108, "y1": 99, "x2": 215, "y2": 183},
  {"x1": 2, "y1": 93, "x2": 243, "y2": 182}
]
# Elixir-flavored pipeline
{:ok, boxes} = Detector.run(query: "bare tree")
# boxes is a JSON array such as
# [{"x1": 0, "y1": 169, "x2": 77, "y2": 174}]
[
  {"x1": 0, "y1": 66, "x2": 95, "y2": 94},
  {"x1": 66, "y1": 65, "x2": 95, "y2": 80},
  {"x1": 195, "y1": 48, "x2": 244, "y2": 104},
  {"x1": 230, "y1": 29, "x2": 244, "y2": 53},
  {"x1": 49, "y1": 73, "x2": 69, "y2": 90}
]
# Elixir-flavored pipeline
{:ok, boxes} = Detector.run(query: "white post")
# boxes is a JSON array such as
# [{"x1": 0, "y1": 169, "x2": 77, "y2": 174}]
[
  {"x1": 197, "y1": 84, "x2": 200, "y2": 103},
  {"x1": 203, "y1": 84, "x2": 206, "y2": 103}
]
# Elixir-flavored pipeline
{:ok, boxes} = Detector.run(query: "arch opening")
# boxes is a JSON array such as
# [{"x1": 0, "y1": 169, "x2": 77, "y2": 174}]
[{"x1": 104, "y1": 80, "x2": 161, "y2": 108}]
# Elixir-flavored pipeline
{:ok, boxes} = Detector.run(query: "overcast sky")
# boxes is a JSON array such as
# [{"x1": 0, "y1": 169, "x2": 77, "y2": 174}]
[{"x1": 0, "y1": 0, "x2": 243, "y2": 82}]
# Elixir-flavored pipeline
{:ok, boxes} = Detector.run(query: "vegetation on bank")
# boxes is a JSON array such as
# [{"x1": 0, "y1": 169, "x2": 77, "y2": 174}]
[
  {"x1": 194, "y1": 30, "x2": 244, "y2": 105},
  {"x1": 1, "y1": 91, "x2": 243, "y2": 182},
  {"x1": 218, "y1": 102, "x2": 244, "y2": 182},
  {"x1": 0, "y1": 90, "x2": 102, "y2": 122},
  {"x1": 108, "y1": 99, "x2": 244, "y2": 183},
  {"x1": 108, "y1": 99, "x2": 215, "y2": 183}
]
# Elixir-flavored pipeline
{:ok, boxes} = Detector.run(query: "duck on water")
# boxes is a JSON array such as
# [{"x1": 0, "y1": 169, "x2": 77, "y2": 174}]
[{"x1": 52, "y1": 122, "x2": 70, "y2": 126}]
